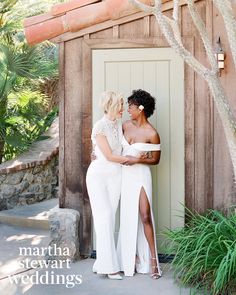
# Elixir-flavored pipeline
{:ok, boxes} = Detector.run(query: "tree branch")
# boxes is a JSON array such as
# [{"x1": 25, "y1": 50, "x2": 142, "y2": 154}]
[
  {"x1": 173, "y1": 0, "x2": 180, "y2": 22},
  {"x1": 129, "y1": 0, "x2": 236, "y2": 178},
  {"x1": 128, "y1": 0, "x2": 155, "y2": 13},
  {"x1": 129, "y1": 0, "x2": 211, "y2": 77},
  {"x1": 187, "y1": 0, "x2": 218, "y2": 73},
  {"x1": 154, "y1": 0, "x2": 161, "y2": 11},
  {"x1": 163, "y1": 15, "x2": 182, "y2": 46}
]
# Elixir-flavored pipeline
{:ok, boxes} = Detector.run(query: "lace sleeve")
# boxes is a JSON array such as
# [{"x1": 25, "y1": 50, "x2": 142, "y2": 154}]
[{"x1": 91, "y1": 120, "x2": 106, "y2": 144}]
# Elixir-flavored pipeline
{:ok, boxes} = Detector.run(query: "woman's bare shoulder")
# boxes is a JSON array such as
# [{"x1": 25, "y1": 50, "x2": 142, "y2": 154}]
[
  {"x1": 146, "y1": 122, "x2": 157, "y2": 133},
  {"x1": 146, "y1": 123, "x2": 160, "y2": 143},
  {"x1": 122, "y1": 120, "x2": 133, "y2": 129}
]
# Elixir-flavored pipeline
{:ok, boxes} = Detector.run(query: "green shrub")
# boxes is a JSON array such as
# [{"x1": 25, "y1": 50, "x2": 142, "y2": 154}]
[
  {"x1": 2, "y1": 90, "x2": 58, "y2": 161},
  {"x1": 0, "y1": 0, "x2": 59, "y2": 163},
  {"x1": 165, "y1": 208, "x2": 236, "y2": 294}
]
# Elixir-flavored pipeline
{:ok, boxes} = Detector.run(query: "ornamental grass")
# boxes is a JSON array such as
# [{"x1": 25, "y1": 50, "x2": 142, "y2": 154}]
[{"x1": 165, "y1": 208, "x2": 236, "y2": 294}]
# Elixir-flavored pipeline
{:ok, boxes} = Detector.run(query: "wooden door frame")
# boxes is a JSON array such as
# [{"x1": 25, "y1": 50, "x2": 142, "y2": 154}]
[
  {"x1": 58, "y1": 36, "x2": 197, "y2": 253},
  {"x1": 81, "y1": 37, "x2": 195, "y2": 209}
]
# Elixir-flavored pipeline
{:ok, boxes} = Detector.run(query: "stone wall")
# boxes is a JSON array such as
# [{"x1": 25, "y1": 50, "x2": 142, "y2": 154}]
[
  {"x1": 0, "y1": 118, "x2": 59, "y2": 211},
  {"x1": 0, "y1": 156, "x2": 58, "y2": 211}
]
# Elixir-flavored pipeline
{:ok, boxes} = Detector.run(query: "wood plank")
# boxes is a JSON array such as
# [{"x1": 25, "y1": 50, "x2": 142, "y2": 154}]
[
  {"x1": 81, "y1": 39, "x2": 93, "y2": 255},
  {"x1": 206, "y1": 0, "x2": 213, "y2": 42},
  {"x1": 181, "y1": 1, "x2": 214, "y2": 213},
  {"x1": 82, "y1": 41, "x2": 93, "y2": 169},
  {"x1": 150, "y1": 14, "x2": 162, "y2": 37},
  {"x1": 64, "y1": 38, "x2": 83, "y2": 210},
  {"x1": 83, "y1": 37, "x2": 169, "y2": 48},
  {"x1": 64, "y1": 38, "x2": 86, "y2": 254},
  {"x1": 113, "y1": 25, "x2": 119, "y2": 38},
  {"x1": 181, "y1": 1, "x2": 195, "y2": 37},
  {"x1": 205, "y1": 0, "x2": 214, "y2": 209},
  {"x1": 90, "y1": 27, "x2": 113, "y2": 39},
  {"x1": 58, "y1": 42, "x2": 66, "y2": 208},
  {"x1": 143, "y1": 16, "x2": 150, "y2": 37},
  {"x1": 119, "y1": 18, "x2": 145, "y2": 38},
  {"x1": 183, "y1": 37, "x2": 195, "y2": 213},
  {"x1": 192, "y1": 2, "x2": 206, "y2": 213},
  {"x1": 196, "y1": 0, "x2": 213, "y2": 213}
]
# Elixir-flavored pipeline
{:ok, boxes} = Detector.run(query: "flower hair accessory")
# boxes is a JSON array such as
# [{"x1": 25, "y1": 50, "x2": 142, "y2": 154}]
[{"x1": 139, "y1": 105, "x2": 144, "y2": 111}]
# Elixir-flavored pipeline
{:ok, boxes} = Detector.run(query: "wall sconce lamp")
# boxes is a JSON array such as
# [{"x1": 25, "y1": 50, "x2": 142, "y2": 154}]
[{"x1": 215, "y1": 37, "x2": 225, "y2": 73}]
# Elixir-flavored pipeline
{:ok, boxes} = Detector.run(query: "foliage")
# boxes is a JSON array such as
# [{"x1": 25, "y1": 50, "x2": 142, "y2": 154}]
[
  {"x1": 165, "y1": 208, "x2": 236, "y2": 294},
  {"x1": 0, "y1": 0, "x2": 60, "y2": 162},
  {"x1": 2, "y1": 91, "x2": 58, "y2": 161},
  {"x1": 0, "y1": 0, "x2": 19, "y2": 44},
  {"x1": 15, "y1": 0, "x2": 64, "y2": 17}
]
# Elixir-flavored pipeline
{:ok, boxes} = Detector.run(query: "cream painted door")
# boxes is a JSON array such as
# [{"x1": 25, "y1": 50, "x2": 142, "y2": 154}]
[{"x1": 92, "y1": 48, "x2": 184, "y2": 252}]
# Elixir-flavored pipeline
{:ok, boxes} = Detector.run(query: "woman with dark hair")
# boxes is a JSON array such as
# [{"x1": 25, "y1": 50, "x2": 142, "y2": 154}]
[{"x1": 117, "y1": 89, "x2": 162, "y2": 279}]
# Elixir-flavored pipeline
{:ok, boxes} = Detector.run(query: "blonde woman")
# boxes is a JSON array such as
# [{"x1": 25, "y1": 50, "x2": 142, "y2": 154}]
[{"x1": 86, "y1": 91, "x2": 130, "y2": 280}]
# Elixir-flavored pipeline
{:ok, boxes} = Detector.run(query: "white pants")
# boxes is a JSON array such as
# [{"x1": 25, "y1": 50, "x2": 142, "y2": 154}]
[{"x1": 86, "y1": 161, "x2": 121, "y2": 274}]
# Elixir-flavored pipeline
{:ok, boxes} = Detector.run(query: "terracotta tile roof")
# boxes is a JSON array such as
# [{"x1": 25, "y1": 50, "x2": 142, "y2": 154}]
[
  {"x1": 51, "y1": 0, "x2": 100, "y2": 16},
  {"x1": 24, "y1": 0, "x2": 168, "y2": 45}
]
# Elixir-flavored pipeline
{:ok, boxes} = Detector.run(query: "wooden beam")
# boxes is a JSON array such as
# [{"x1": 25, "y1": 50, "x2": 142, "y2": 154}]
[
  {"x1": 58, "y1": 42, "x2": 66, "y2": 208},
  {"x1": 143, "y1": 15, "x2": 150, "y2": 37},
  {"x1": 205, "y1": 0, "x2": 214, "y2": 209},
  {"x1": 113, "y1": 25, "x2": 119, "y2": 38},
  {"x1": 183, "y1": 37, "x2": 195, "y2": 212},
  {"x1": 83, "y1": 37, "x2": 170, "y2": 48},
  {"x1": 81, "y1": 40, "x2": 93, "y2": 255}
]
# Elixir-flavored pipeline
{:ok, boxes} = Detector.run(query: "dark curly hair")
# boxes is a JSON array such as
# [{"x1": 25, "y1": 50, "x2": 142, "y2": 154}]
[{"x1": 127, "y1": 89, "x2": 156, "y2": 118}]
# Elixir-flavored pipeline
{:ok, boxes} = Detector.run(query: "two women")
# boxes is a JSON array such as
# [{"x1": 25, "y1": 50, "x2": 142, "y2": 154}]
[{"x1": 86, "y1": 90, "x2": 162, "y2": 280}]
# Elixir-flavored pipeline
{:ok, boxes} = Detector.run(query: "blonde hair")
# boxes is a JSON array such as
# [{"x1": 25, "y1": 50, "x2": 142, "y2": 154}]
[{"x1": 100, "y1": 91, "x2": 123, "y2": 116}]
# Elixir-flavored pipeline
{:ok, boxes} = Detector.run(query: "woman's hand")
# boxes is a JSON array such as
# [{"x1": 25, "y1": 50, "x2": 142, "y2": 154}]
[
  {"x1": 95, "y1": 134, "x2": 129, "y2": 164},
  {"x1": 91, "y1": 150, "x2": 97, "y2": 161},
  {"x1": 140, "y1": 152, "x2": 149, "y2": 159},
  {"x1": 123, "y1": 155, "x2": 139, "y2": 165}
]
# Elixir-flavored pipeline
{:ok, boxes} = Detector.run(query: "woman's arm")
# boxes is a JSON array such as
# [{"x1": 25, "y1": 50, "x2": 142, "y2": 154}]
[
  {"x1": 139, "y1": 131, "x2": 161, "y2": 165},
  {"x1": 126, "y1": 152, "x2": 160, "y2": 165},
  {"x1": 137, "y1": 150, "x2": 161, "y2": 165},
  {"x1": 125, "y1": 132, "x2": 161, "y2": 165},
  {"x1": 95, "y1": 134, "x2": 128, "y2": 164}
]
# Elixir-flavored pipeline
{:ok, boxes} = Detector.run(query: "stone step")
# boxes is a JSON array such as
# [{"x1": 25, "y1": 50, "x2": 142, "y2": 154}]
[{"x1": 0, "y1": 198, "x2": 58, "y2": 230}]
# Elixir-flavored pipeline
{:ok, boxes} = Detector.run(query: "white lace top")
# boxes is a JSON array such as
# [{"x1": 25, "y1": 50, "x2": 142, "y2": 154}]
[{"x1": 91, "y1": 116, "x2": 123, "y2": 159}]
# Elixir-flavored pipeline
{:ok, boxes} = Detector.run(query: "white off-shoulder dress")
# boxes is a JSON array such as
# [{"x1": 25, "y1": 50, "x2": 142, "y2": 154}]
[{"x1": 117, "y1": 136, "x2": 162, "y2": 277}]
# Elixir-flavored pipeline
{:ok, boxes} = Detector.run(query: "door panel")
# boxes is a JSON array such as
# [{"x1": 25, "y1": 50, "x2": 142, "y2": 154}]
[{"x1": 92, "y1": 48, "x2": 184, "y2": 252}]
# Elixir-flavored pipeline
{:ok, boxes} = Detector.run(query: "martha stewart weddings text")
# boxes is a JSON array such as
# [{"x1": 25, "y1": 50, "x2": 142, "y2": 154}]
[{"x1": 8, "y1": 245, "x2": 83, "y2": 288}]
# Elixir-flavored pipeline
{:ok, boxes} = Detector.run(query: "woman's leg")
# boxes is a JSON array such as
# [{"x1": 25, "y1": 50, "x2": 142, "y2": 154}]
[
  {"x1": 86, "y1": 174, "x2": 120, "y2": 274},
  {"x1": 107, "y1": 174, "x2": 121, "y2": 231},
  {"x1": 139, "y1": 187, "x2": 160, "y2": 275}
]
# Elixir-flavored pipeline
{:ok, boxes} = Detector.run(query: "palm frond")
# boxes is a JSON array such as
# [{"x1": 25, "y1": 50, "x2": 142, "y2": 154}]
[
  {"x1": 0, "y1": 0, "x2": 18, "y2": 14},
  {"x1": 0, "y1": 0, "x2": 59, "y2": 162}
]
